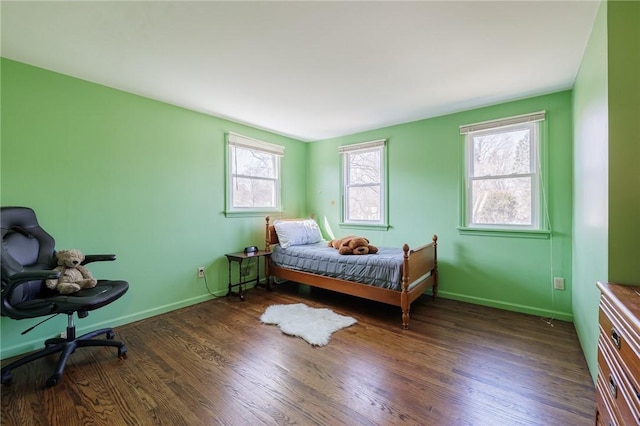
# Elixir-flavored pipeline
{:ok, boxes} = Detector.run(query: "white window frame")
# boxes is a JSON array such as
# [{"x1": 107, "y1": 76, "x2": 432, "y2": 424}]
[
  {"x1": 460, "y1": 111, "x2": 546, "y2": 233},
  {"x1": 225, "y1": 132, "x2": 284, "y2": 217},
  {"x1": 339, "y1": 139, "x2": 388, "y2": 229}
]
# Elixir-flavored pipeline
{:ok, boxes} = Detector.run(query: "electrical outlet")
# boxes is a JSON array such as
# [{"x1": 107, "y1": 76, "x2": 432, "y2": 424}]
[
  {"x1": 553, "y1": 277, "x2": 565, "y2": 290},
  {"x1": 197, "y1": 267, "x2": 205, "y2": 278}
]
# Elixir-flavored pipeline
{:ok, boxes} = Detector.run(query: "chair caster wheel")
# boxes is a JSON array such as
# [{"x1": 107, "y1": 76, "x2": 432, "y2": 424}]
[
  {"x1": 1, "y1": 371, "x2": 13, "y2": 386},
  {"x1": 106, "y1": 330, "x2": 116, "y2": 340},
  {"x1": 118, "y1": 345, "x2": 127, "y2": 358},
  {"x1": 46, "y1": 375, "x2": 59, "y2": 387}
]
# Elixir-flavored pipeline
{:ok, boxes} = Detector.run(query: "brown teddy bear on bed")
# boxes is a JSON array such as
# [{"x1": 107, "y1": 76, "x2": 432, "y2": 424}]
[{"x1": 328, "y1": 236, "x2": 379, "y2": 255}]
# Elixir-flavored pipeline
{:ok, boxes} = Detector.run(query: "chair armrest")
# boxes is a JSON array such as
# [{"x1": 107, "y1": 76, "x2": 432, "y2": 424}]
[
  {"x1": 1, "y1": 270, "x2": 59, "y2": 318},
  {"x1": 82, "y1": 254, "x2": 116, "y2": 265},
  {"x1": 7, "y1": 270, "x2": 60, "y2": 284},
  {"x1": 2, "y1": 270, "x2": 61, "y2": 302}
]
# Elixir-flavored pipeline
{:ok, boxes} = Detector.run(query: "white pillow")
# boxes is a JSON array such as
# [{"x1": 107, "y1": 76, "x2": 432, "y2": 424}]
[{"x1": 274, "y1": 219, "x2": 322, "y2": 249}]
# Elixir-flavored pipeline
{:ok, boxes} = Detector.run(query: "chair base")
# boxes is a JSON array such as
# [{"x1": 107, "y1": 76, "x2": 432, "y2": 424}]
[{"x1": 1, "y1": 326, "x2": 127, "y2": 387}]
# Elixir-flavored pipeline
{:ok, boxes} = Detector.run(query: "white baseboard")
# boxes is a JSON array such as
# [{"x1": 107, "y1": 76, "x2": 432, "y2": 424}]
[{"x1": 437, "y1": 291, "x2": 574, "y2": 322}]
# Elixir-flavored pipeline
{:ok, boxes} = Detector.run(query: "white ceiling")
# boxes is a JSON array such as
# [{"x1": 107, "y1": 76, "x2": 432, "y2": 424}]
[{"x1": 1, "y1": 1, "x2": 599, "y2": 141}]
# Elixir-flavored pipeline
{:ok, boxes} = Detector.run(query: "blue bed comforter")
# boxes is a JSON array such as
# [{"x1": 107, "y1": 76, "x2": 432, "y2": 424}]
[{"x1": 270, "y1": 241, "x2": 404, "y2": 290}]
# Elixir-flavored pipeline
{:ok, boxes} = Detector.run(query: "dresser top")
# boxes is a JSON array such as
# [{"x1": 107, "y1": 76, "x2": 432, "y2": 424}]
[{"x1": 597, "y1": 281, "x2": 640, "y2": 331}]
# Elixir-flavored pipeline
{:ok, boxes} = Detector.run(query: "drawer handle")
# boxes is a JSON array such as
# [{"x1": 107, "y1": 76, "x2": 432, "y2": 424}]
[
  {"x1": 609, "y1": 374, "x2": 618, "y2": 398},
  {"x1": 631, "y1": 381, "x2": 640, "y2": 401},
  {"x1": 611, "y1": 327, "x2": 622, "y2": 349}
]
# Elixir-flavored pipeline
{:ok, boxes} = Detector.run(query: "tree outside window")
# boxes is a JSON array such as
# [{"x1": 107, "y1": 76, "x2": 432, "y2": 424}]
[
  {"x1": 464, "y1": 119, "x2": 542, "y2": 230},
  {"x1": 231, "y1": 146, "x2": 278, "y2": 208},
  {"x1": 226, "y1": 133, "x2": 283, "y2": 216},
  {"x1": 340, "y1": 140, "x2": 386, "y2": 226}
]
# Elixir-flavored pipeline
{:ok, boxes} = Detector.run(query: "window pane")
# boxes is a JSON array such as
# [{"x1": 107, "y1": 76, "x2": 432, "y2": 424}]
[
  {"x1": 471, "y1": 177, "x2": 531, "y2": 225},
  {"x1": 232, "y1": 177, "x2": 276, "y2": 208},
  {"x1": 233, "y1": 147, "x2": 275, "y2": 178},
  {"x1": 347, "y1": 185, "x2": 380, "y2": 221},
  {"x1": 472, "y1": 129, "x2": 531, "y2": 177},
  {"x1": 348, "y1": 151, "x2": 380, "y2": 184}
]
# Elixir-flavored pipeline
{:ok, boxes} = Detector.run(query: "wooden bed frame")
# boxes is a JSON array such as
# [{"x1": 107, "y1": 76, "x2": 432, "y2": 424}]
[{"x1": 264, "y1": 216, "x2": 438, "y2": 329}]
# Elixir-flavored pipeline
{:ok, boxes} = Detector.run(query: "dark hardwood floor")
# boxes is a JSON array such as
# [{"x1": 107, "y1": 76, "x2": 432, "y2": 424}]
[{"x1": 1, "y1": 282, "x2": 595, "y2": 425}]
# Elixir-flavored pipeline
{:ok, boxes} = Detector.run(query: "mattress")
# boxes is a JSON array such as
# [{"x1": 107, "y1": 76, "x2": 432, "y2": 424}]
[{"x1": 270, "y1": 241, "x2": 405, "y2": 290}]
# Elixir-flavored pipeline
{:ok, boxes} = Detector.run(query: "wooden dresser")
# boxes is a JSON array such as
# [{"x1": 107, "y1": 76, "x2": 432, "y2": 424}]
[{"x1": 596, "y1": 282, "x2": 640, "y2": 425}]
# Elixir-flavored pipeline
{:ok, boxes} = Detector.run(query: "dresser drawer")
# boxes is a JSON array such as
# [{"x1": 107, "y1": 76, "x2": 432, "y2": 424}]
[
  {"x1": 600, "y1": 298, "x2": 640, "y2": 389},
  {"x1": 600, "y1": 293, "x2": 640, "y2": 372},
  {"x1": 599, "y1": 332, "x2": 640, "y2": 425},
  {"x1": 597, "y1": 282, "x2": 640, "y2": 426},
  {"x1": 598, "y1": 327, "x2": 640, "y2": 425},
  {"x1": 597, "y1": 370, "x2": 623, "y2": 426}
]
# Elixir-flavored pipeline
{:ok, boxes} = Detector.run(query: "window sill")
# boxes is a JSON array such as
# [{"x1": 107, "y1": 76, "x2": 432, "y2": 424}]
[
  {"x1": 225, "y1": 210, "x2": 283, "y2": 218},
  {"x1": 339, "y1": 222, "x2": 390, "y2": 231},
  {"x1": 457, "y1": 227, "x2": 550, "y2": 239}
]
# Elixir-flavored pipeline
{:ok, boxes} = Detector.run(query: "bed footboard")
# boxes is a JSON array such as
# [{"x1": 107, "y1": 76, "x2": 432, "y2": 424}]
[{"x1": 400, "y1": 236, "x2": 438, "y2": 328}]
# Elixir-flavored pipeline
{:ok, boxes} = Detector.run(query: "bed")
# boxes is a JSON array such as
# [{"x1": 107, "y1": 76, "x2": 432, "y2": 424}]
[{"x1": 264, "y1": 216, "x2": 438, "y2": 329}]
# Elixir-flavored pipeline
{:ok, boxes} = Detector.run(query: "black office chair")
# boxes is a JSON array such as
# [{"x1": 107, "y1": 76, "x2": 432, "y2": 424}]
[{"x1": 1, "y1": 206, "x2": 129, "y2": 387}]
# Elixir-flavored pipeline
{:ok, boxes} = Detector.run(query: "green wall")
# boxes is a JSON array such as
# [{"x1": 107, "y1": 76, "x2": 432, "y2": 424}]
[
  {"x1": 572, "y1": 0, "x2": 640, "y2": 382},
  {"x1": 307, "y1": 92, "x2": 575, "y2": 321},
  {"x1": 0, "y1": 59, "x2": 308, "y2": 358},
  {"x1": 573, "y1": 2, "x2": 609, "y2": 380},
  {"x1": 607, "y1": 0, "x2": 640, "y2": 284},
  {"x1": 572, "y1": 0, "x2": 609, "y2": 383}
]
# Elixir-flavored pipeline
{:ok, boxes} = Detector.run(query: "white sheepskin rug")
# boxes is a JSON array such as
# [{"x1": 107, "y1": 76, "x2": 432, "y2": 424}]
[{"x1": 260, "y1": 303, "x2": 357, "y2": 346}]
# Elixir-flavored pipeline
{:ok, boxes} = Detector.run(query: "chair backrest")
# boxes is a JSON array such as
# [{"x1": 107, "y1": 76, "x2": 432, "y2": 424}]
[{"x1": 1, "y1": 207, "x2": 57, "y2": 311}]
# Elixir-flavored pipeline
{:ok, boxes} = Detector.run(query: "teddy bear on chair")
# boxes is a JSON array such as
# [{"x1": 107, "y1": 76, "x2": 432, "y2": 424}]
[
  {"x1": 45, "y1": 249, "x2": 97, "y2": 294},
  {"x1": 328, "y1": 236, "x2": 379, "y2": 255}
]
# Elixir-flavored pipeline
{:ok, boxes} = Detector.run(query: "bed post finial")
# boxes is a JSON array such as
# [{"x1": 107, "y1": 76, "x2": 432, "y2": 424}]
[{"x1": 432, "y1": 234, "x2": 438, "y2": 263}]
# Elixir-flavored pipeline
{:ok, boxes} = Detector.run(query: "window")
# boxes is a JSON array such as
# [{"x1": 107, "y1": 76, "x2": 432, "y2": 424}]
[
  {"x1": 460, "y1": 112, "x2": 545, "y2": 231},
  {"x1": 340, "y1": 139, "x2": 387, "y2": 228},
  {"x1": 226, "y1": 133, "x2": 284, "y2": 216}
]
